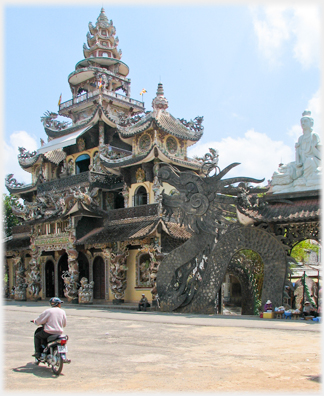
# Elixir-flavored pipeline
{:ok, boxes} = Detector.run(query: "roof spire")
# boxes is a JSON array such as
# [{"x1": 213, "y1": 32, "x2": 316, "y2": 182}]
[{"x1": 152, "y1": 82, "x2": 168, "y2": 111}]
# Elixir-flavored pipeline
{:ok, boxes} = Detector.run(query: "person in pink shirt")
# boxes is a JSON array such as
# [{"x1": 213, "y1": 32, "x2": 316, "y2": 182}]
[{"x1": 31, "y1": 297, "x2": 67, "y2": 359}]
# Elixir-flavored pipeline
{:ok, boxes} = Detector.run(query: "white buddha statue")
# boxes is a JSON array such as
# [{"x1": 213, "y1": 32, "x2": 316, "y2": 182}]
[{"x1": 271, "y1": 110, "x2": 321, "y2": 193}]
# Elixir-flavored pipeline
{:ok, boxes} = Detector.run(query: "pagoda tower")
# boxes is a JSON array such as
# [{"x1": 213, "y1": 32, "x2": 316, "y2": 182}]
[{"x1": 59, "y1": 7, "x2": 143, "y2": 125}]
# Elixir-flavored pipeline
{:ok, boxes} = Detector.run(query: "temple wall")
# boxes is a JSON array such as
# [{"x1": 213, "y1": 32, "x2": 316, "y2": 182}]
[{"x1": 123, "y1": 250, "x2": 152, "y2": 303}]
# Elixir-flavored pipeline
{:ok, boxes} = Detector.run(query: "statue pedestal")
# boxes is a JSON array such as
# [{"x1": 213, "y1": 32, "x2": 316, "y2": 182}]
[
  {"x1": 14, "y1": 290, "x2": 26, "y2": 301},
  {"x1": 113, "y1": 299, "x2": 124, "y2": 304},
  {"x1": 78, "y1": 292, "x2": 93, "y2": 304}
]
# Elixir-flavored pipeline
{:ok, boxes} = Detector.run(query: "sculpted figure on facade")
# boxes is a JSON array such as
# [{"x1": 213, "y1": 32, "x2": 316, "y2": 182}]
[
  {"x1": 27, "y1": 231, "x2": 42, "y2": 300},
  {"x1": 40, "y1": 110, "x2": 70, "y2": 130},
  {"x1": 271, "y1": 110, "x2": 321, "y2": 193},
  {"x1": 121, "y1": 183, "x2": 129, "y2": 208},
  {"x1": 13, "y1": 255, "x2": 27, "y2": 301},
  {"x1": 5, "y1": 174, "x2": 25, "y2": 188},
  {"x1": 109, "y1": 245, "x2": 129, "y2": 301},
  {"x1": 78, "y1": 277, "x2": 94, "y2": 304}
]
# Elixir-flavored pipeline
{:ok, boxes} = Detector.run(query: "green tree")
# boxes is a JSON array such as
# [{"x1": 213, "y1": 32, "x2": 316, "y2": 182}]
[
  {"x1": 290, "y1": 240, "x2": 320, "y2": 265},
  {"x1": 3, "y1": 193, "x2": 22, "y2": 237}
]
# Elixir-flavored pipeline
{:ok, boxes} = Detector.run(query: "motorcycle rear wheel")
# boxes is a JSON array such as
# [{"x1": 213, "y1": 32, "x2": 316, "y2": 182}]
[{"x1": 51, "y1": 348, "x2": 63, "y2": 376}]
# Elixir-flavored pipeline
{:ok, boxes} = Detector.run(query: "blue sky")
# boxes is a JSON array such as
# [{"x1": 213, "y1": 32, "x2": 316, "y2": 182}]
[{"x1": 2, "y1": 0, "x2": 321, "y2": 188}]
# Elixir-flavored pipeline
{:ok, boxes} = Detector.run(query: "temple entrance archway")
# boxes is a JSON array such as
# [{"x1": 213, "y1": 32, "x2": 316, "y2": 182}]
[
  {"x1": 159, "y1": 225, "x2": 288, "y2": 314},
  {"x1": 45, "y1": 260, "x2": 55, "y2": 298},
  {"x1": 221, "y1": 249, "x2": 264, "y2": 315},
  {"x1": 93, "y1": 256, "x2": 105, "y2": 299},
  {"x1": 58, "y1": 253, "x2": 68, "y2": 298},
  {"x1": 290, "y1": 239, "x2": 321, "y2": 310}
]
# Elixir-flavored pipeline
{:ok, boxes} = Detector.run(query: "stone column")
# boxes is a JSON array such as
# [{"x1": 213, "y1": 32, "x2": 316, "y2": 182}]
[
  {"x1": 28, "y1": 227, "x2": 42, "y2": 300},
  {"x1": 223, "y1": 274, "x2": 231, "y2": 303},
  {"x1": 99, "y1": 120, "x2": 105, "y2": 150},
  {"x1": 109, "y1": 243, "x2": 129, "y2": 303},
  {"x1": 13, "y1": 254, "x2": 27, "y2": 301},
  {"x1": 121, "y1": 183, "x2": 129, "y2": 208},
  {"x1": 63, "y1": 218, "x2": 79, "y2": 302}
]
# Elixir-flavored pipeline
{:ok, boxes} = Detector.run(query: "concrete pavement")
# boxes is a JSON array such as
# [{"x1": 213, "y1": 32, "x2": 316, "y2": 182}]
[{"x1": 2, "y1": 301, "x2": 321, "y2": 393}]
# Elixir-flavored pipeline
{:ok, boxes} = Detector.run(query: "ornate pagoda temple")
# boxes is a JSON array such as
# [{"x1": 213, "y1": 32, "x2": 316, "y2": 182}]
[
  {"x1": 4, "y1": 9, "x2": 321, "y2": 315},
  {"x1": 5, "y1": 8, "x2": 203, "y2": 304}
]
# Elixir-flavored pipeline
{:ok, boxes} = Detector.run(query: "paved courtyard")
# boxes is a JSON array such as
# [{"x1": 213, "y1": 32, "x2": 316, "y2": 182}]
[{"x1": 2, "y1": 301, "x2": 322, "y2": 393}]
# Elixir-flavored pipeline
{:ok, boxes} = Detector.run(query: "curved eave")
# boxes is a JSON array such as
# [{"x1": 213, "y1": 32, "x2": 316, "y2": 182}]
[
  {"x1": 75, "y1": 57, "x2": 129, "y2": 77},
  {"x1": 83, "y1": 43, "x2": 119, "y2": 58},
  {"x1": 153, "y1": 146, "x2": 202, "y2": 170},
  {"x1": 5, "y1": 173, "x2": 46, "y2": 195},
  {"x1": 100, "y1": 144, "x2": 201, "y2": 171},
  {"x1": 117, "y1": 115, "x2": 154, "y2": 139},
  {"x1": 155, "y1": 112, "x2": 203, "y2": 145},
  {"x1": 18, "y1": 154, "x2": 42, "y2": 171},
  {"x1": 44, "y1": 106, "x2": 100, "y2": 138},
  {"x1": 6, "y1": 182, "x2": 37, "y2": 195},
  {"x1": 236, "y1": 202, "x2": 321, "y2": 224},
  {"x1": 68, "y1": 66, "x2": 130, "y2": 86},
  {"x1": 100, "y1": 107, "x2": 119, "y2": 128},
  {"x1": 116, "y1": 110, "x2": 203, "y2": 145},
  {"x1": 87, "y1": 33, "x2": 116, "y2": 47},
  {"x1": 100, "y1": 152, "x2": 147, "y2": 170}
]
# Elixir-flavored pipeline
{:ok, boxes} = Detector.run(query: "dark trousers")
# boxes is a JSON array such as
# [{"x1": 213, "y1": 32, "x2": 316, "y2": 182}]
[
  {"x1": 34, "y1": 329, "x2": 51, "y2": 356},
  {"x1": 138, "y1": 302, "x2": 150, "y2": 311},
  {"x1": 304, "y1": 311, "x2": 318, "y2": 318}
]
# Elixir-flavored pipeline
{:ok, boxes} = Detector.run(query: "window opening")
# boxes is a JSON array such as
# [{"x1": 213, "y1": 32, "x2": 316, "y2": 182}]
[
  {"x1": 76, "y1": 154, "x2": 90, "y2": 174},
  {"x1": 134, "y1": 186, "x2": 148, "y2": 206}
]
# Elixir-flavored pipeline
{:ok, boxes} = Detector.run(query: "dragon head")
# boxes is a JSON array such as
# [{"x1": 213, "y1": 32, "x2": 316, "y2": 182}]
[{"x1": 158, "y1": 162, "x2": 267, "y2": 235}]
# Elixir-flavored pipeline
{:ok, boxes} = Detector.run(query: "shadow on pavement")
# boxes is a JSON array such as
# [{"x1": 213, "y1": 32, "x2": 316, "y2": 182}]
[
  {"x1": 12, "y1": 361, "x2": 64, "y2": 378},
  {"x1": 305, "y1": 375, "x2": 321, "y2": 383}
]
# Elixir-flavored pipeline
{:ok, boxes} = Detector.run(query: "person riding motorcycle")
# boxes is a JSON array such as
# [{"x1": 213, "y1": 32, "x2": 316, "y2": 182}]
[{"x1": 31, "y1": 297, "x2": 67, "y2": 359}]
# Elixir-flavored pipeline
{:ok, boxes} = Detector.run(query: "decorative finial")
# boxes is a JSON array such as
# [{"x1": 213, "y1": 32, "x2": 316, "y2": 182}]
[
  {"x1": 156, "y1": 83, "x2": 164, "y2": 97},
  {"x1": 152, "y1": 83, "x2": 168, "y2": 111}
]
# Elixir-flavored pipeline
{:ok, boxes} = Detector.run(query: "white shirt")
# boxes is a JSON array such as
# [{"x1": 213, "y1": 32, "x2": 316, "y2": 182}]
[{"x1": 34, "y1": 307, "x2": 67, "y2": 334}]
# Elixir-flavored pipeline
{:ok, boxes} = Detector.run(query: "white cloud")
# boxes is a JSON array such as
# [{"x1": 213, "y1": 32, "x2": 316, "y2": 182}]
[
  {"x1": 250, "y1": 5, "x2": 320, "y2": 68},
  {"x1": 291, "y1": 6, "x2": 321, "y2": 68},
  {"x1": 3, "y1": 131, "x2": 38, "y2": 190},
  {"x1": 288, "y1": 90, "x2": 321, "y2": 141},
  {"x1": 251, "y1": 6, "x2": 292, "y2": 66},
  {"x1": 188, "y1": 129, "x2": 293, "y2": 184}
]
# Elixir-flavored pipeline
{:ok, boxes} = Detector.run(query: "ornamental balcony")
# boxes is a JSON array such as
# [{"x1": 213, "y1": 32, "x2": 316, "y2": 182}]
[
  {"x1": 37, "y1": 171, "x2": 123, "y2": 194},
  {"x1": 59, "y1": 88, "x2": 144, "y2": 113},
  {"x1": 107, "y1": 203, "x2": 159, "y2": 221}
]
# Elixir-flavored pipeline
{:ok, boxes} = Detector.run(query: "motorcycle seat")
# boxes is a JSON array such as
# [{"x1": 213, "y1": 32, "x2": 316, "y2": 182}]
[{"x1": 47, "y1": 334, "x2": 64, "y2": 342}]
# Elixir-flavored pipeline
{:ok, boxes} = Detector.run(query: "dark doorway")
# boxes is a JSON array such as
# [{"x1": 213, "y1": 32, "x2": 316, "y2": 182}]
[
  {"x1": 45, "y1": 261, "x2": 55, "y2": 298},
  {"x1": 93, "y1": 256, "x2": 105, "y2": 299},
  {"x1": 134, "y1": 186, "x2": 147, "y2": 206},
  {"x1": 58, "y1": 253, "x2": 68, "y2": 298},
  {"x1": 78, "y1": 252, "x2": 89, "y2": 280},
  {"x1": 76, "y1": 154, "x2": 90, "y2": 174},
  {"x1": 115, "y1": 192, "x2": 124, "y2": 209}
]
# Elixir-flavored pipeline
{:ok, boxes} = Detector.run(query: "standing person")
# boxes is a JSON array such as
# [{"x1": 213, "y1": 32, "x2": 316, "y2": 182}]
[
  {"x1": 138, "y1": 294, "x2": 150, "y2": 311},
  {"x1": 31, "y1": 297, "x2": 67, "y2": 359}
]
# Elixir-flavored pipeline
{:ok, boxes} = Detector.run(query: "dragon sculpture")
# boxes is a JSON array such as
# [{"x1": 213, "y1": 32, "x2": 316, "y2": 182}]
[
  {"x1": 156, "y1": 149, "x2": 288, "y2": 314},
  {"x1": 41, "y1": 111, "x2": 70, "y2": 130}
]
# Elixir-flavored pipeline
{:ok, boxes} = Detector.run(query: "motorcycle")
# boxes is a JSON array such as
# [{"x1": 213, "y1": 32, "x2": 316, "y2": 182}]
[{"x1": 32, "y1": 324, "x2": 71, "y2": 375}]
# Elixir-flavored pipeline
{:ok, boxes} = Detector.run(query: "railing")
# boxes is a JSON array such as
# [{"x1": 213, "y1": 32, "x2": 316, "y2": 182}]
[
  {"x1": 107, "y1": 204, "x2": 159, "y2": 221},
  {"x1": 59, "y1": 89, "x2": 144, "y2": 111},
  {"x1": 37, "y1": 171, "x2": 123, "y2": 194}
]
